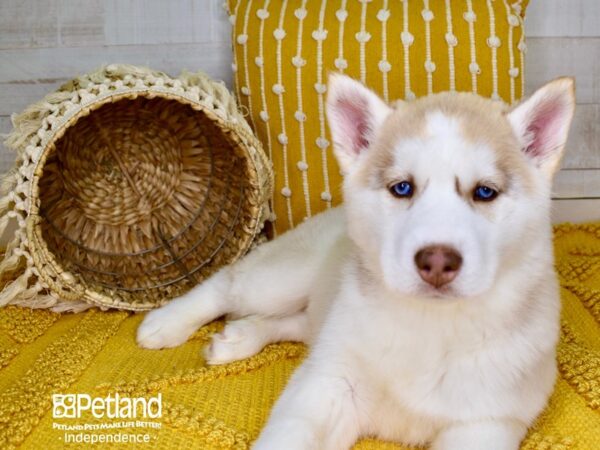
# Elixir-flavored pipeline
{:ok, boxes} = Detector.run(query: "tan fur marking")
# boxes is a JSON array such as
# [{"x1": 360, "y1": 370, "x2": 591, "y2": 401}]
[{"x1": 356, "y1": 92, "x2": 536, "y2": 196}]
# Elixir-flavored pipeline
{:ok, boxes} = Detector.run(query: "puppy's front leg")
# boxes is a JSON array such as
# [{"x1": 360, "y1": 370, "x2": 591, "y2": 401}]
[
  {"x1": 253, "y1": 363, "x2": 361, "y2": 450},
  {"x1": 431, "y1": 419, "x2": 527, "y2": 450}
]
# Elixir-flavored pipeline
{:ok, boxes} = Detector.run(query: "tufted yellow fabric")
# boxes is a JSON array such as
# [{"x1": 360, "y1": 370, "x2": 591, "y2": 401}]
[
  {"x1": 228, "y1": 0, "x2": 530, "y2": 234},
  {"x1": 0, "y1": 222, "x2": 599, "y2": 448}
]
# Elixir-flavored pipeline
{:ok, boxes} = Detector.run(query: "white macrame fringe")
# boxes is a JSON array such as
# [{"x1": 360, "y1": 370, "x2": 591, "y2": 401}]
[
  {"x1": 0, "y1": 271, "x2": 31, "y2": 306},
  {"x1": 0, "y1": 64, "x2": 253, "y2": 312}
]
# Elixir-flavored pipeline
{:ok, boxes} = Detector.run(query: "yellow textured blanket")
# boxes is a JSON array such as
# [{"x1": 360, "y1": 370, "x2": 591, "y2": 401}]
[{"x1": 0, "y1": 223, "x2": 599, "y2": 449}]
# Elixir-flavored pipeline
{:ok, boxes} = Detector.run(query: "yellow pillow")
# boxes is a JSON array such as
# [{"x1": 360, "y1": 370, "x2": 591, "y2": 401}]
[{"x1": 228, "y1": 0, "x2": 529, "y2": 234}]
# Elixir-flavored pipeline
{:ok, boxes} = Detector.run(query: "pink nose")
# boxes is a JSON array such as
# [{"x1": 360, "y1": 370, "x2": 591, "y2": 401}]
[{"x1": 414, "y1": 245, "x2": 462, "y2": 288}]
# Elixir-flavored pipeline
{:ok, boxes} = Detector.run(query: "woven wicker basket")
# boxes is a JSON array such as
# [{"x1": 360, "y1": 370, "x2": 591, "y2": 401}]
[{"x1": 0, "y1": 65, "x2": 272, "y2": 311}]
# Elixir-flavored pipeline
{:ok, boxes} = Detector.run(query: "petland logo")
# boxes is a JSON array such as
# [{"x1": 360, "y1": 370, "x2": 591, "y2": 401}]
[{"x1": 53, "y1": 393, "x2": 162, "y2": 419}]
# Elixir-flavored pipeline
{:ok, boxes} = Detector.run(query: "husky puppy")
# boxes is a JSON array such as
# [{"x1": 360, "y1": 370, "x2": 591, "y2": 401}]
[{"x1": 138, "y1": 75, "x2": 575, "y2": 450}]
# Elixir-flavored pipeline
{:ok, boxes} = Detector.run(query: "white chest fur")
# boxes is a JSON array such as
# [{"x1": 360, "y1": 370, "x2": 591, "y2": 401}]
[{"x1": 306, "y1": 251, "x2": 559, "y2": 445}]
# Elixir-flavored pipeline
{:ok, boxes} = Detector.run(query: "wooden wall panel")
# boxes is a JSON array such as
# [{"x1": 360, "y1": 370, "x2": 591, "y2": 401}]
[
  {"x1": 0, "y1": 0, "x2": 229, "y2": 49},
  {"x1": 526, "y1": 0, "x2": 600, "y2": 37},
  {"x1": 526, "y1": 38, "x2": 600, "y2": 105},
  {"x1": 0, "y1": 42, "x2": 233, "y2": 86},
  {"x1": 554, "y1": 170, "x2": 600, "y2": 199},
  {"x1": 103, "y1": 0, "x2": 214, "y2": 46},
  {"x1": 0, "y1": 0, "x2": 598, "y2": 201},
  {"x1": 563, "y1": 104, "x2": 600, "y2": 170},
  {"x1": 0, "y1": 0, "x2": 60, "y2": 49},
  {"x1": 524, "y1": 0, "x2": 600, "y2": 198}
]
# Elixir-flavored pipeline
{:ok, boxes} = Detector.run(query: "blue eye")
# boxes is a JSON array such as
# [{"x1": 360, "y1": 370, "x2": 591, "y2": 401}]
[
  {"x1": 389, "y1": 181, "x2": 414, "y2": 198},
  {"x1": 474, "y1": 185, "x2": 498, "y2": 201}
]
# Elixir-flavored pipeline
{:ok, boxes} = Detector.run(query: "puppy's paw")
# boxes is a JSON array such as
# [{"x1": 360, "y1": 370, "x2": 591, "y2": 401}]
[
  {"x1": 137, "y1": 304, "x2": 197, "y2": 349},
  {"x1": 203, "y1": 318, "x2": 265, "y2": 365}
]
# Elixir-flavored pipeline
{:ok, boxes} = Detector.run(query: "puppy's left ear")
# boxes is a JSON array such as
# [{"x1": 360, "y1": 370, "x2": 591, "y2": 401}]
[
  {"x1": 326, "y1": 73, "x2": 392, "y2": 173},
  {"x1": 507, "y1": 77, "x2": 575, "y2": 178}
]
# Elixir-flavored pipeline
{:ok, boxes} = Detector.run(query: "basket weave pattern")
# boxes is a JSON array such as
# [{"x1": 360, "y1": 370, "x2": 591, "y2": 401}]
[{"x1": 0, "y1": 65, "x2": 272, "y2": 311}]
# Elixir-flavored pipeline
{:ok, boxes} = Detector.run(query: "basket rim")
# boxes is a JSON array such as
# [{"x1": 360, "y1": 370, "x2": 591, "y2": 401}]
[{"x1": 27, "y1": 87, "x2": 272, "y2": 311}]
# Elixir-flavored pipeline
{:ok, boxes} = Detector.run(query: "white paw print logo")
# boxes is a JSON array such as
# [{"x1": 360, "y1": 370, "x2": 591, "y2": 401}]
[{"x1": 53, "y1": 394, "x2": 76, "y2": 418}]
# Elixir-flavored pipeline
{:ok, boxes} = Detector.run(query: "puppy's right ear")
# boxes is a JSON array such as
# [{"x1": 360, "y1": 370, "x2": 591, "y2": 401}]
[{"x1": 326, "y1": 74, "x2": 392, "y2": 173}]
